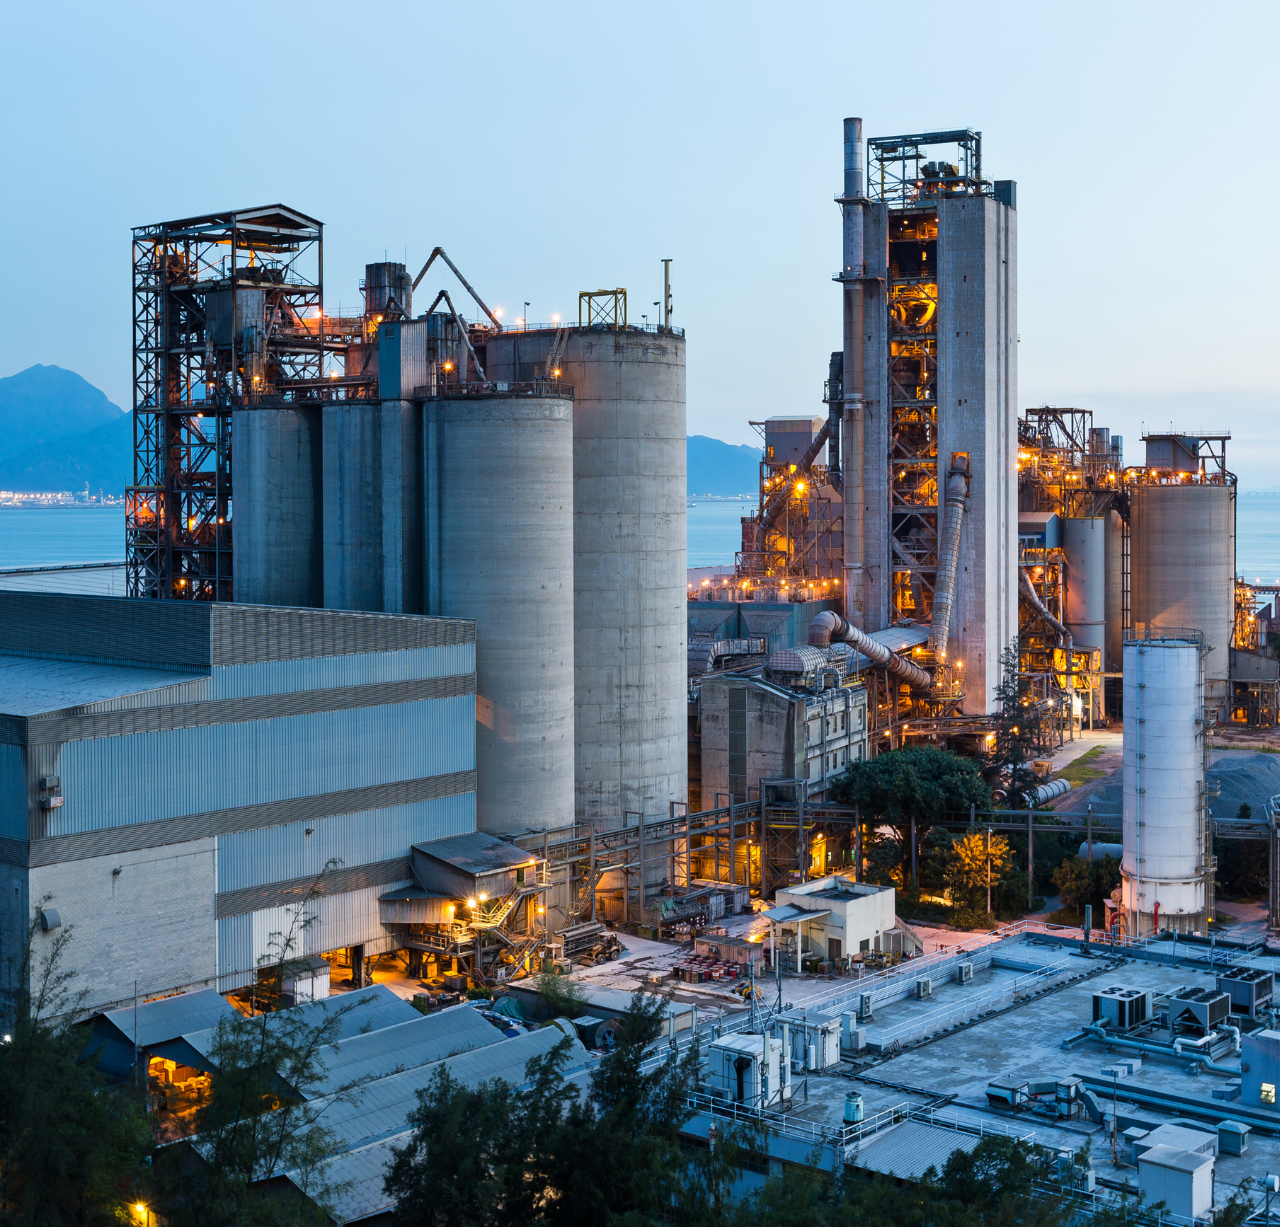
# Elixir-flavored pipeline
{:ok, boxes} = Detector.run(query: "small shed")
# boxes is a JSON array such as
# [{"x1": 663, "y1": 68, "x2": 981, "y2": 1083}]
[
  {"x1": 1137, "y1": 1145, "x2": 1214, "y2": 1221},
  {"x1": 411, "y1": 831, "x2": 541, "y2": 901},
  {"x1": 1241, "y1": 1028, "x2": 1280, "y2": 1109},
  {"x1": 765, "y1": 875, "x2": 896, "y2": 963},
  {"x1": 81, "y1": 989, "x2": 239, "y2": 1081}
]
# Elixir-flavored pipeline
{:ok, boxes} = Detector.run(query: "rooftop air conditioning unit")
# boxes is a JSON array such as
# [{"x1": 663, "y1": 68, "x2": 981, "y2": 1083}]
[
  {"x1": 915, "y1": 978, "x2": 932, "y2": 1000},
  {"x1": 1093, "y1": 985, "x2": 1153, "y2": 1031},
  {"x1": 857, "y1": 992, "x2": 874, "y2": 1022},
  {"x1": 957, "y1": 961, "x2": 975, "y2": 985},
  {"x1": 1217, "y1": 968, "x2": 1275, "y2": 1019},
  {"x1": 1168, "y1": 986, "x2": 1230, "y2": 1036}
]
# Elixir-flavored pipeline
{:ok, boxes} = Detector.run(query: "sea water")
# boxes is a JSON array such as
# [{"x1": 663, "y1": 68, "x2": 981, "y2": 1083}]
[{"x1": 2, "y1": 498, "x2": 1278, "y2": 580}]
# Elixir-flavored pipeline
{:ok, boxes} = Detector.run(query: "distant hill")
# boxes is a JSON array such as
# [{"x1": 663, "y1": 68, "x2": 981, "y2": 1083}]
[
  {"x1": 0, "y1": 365, "x2": 131, "y2": 495},
  {"x1": 687, "y1": 435, "x2": 760, "y2": 497}
]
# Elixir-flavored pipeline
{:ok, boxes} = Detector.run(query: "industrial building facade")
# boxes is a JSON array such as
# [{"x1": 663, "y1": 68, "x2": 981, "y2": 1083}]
[{"x1": 0, "y1": 594, "x2": 476, "y2": 1013}]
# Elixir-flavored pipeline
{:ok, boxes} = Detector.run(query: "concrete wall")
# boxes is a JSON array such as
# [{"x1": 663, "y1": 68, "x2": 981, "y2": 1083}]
[
  {"x1": 700, "y1": 676, "x2": 801, "y2": 804},
  {"x1": 483, "y1": 329, "x2": 687, "y2": 828},
  {"x1": 29, "y1": 837, "x2": 218, "y2": 1010},
  {"x1": 937, "y1": 194, "x2": 1018, "y2": 714}
]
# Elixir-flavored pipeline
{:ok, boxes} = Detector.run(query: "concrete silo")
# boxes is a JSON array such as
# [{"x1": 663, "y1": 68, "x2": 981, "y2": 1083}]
[
  {"x1": 423, "y1": 391, "x2": 576, "y2": 834},
  {"x1": 231, "y1": 406, "x2": 324, "y2": 607},
  {"x1": 481, "y1": 326, "x2": 688, "y2": 827},
  {"x1": 1120, "y1": 635, "x2": 1209, "y2": 935},
  {"x1": 1130, "y1": 482, "x2": 1235, "y2": 712}
]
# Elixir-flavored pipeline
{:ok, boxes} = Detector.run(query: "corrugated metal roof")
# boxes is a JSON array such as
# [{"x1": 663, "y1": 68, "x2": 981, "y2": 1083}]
[
  {"x1": 852, "y1": 1120, "x2": 979, "y2": 1178},
  {"x1": 94, "y1": 988, "x2": 237, "y2": 1049},
  {"x1": 304, "y1": 1006, "x2": 501, "y2": 1098},
  {"x1": 413, "y1": 830, "x2": 534, "y2": 875},
  {"x1": 0, "y1": 653, "x2": 208, "y2": 718}
]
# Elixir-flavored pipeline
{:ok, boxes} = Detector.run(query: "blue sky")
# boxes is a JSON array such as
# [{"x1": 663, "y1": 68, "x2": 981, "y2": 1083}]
[{"x1": 3, "y1": 1, "x2": 1277, "y2": 484}]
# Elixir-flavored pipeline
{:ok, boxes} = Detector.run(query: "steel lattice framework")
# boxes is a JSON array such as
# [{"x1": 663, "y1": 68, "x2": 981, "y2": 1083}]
[{"x1": 127, "y1": 205, "x2": 326, "y2": 600}]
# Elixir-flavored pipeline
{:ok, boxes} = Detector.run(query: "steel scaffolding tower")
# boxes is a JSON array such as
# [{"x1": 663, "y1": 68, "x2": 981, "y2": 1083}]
[{"x1": 127, "y1": 205, "x2": 325, "y2": 600}]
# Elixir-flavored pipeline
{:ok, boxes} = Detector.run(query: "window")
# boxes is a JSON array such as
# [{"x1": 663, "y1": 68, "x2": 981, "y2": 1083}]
[
  {"x1": 859, "y1": 938, "x2": 870, "y2": 953},
  {"x1": 1264, "y1": 1083, "x2": 1276, "y2": 1105},
  {"x1": 841, "y1": 713, "x2": 847, "y2": 731}
]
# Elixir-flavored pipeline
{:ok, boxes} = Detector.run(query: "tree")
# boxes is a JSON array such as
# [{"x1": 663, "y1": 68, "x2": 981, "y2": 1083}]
[
  {"x1": 990, "y1": 643, "x2": 1043, "y2": 810},
  {"x1": 153, "y1": 864, "x2": 370, "y2": 1227},
  {"x1": 0, "y1": 899, "x2": 152, "y2": 1224},
  {"x1": 385, "y1": 990, "x2": 745, "y2": 1227},
  {"x1": 946, "y1": 830, "x2": 1013, "y2": 924},
  {"x1": 829, "y1": 746, "x2": 991, "y2": 883}
]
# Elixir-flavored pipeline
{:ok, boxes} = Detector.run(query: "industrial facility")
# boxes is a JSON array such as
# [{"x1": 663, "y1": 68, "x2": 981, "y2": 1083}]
[
  {"x1": 124, "y1": 209, "x2": 686, "y2": 837},
  {"x1": 4, "y1": 118, "x2": 1277, "y2": 1227}
]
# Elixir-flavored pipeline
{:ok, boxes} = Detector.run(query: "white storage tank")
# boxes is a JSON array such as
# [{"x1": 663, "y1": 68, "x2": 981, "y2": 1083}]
[
  {"x1": 481, "y1": 327, "x2": 687, "y2": 827},
  {"x1": 424, "y1": 391, "x2": 576, "y2": 834},
  {"x1": 1121, "y1": 636, "x2": 1208, "y2": 934},
  {"x1": 1130, "y1": 483, "x2": 1235, "y2": 710}
]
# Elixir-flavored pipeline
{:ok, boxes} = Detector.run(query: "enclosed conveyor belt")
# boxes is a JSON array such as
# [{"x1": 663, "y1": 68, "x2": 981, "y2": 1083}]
[{"x1": 808, "y1": 610, "x2": 932, "y2": 690}]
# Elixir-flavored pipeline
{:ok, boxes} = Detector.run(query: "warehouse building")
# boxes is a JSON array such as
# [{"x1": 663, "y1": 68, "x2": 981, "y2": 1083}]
[{"x1": 0, "y1": 592, "x2": 476, "y2": 1014}]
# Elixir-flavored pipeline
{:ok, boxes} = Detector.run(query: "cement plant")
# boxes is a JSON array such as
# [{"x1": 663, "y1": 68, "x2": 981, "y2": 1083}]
[{"x1": 5, "y1": 118, "x2": 1280, "y2": 1226}]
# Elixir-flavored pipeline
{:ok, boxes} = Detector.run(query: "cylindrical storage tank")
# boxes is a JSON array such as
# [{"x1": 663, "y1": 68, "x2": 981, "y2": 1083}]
[
  {"x1": 425, "y1": 393, "x2": 575, "y2": 833},
  {"x1": 1130, "y1": 483, "x2": 1235, "y2": 708},
  {"x1": 1105, "y1": 510, "x2": 1124, "y2": 673},
  {"x1": 481, "y1": 328, "x2": 687, "y2": 827},
  {"x1": 1121, "y1": 636, "x2": 1206, "y2": 935},
  {"x1": 1063, "y1": 518, "x2": 1106, "y2": 655},
  {"x1": 322, "y1": 405, "x2": 384, "y2": 611},
  {"x1": 231, "y1": 406, "x2": 323, "y2": 607}
]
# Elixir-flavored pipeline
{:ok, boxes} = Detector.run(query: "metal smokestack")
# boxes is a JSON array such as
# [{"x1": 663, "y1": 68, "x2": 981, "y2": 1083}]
[
  {"x1": 843, "y1": 116, "x2": 864, "y2": 201},
  {"x1": 841, "y1": 117, "x2": 866, "y2": 626}
]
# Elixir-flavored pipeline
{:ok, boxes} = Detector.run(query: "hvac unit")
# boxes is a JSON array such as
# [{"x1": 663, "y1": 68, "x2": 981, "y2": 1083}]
[
  {"x1": 1093, "y1": 985, "x2": 1153, "y2": 1031},
  {"x1": 986, "y1": 1078, "x2": 1029, "y2": 1110},
  {"x1": 915, "y1": 978, "x2": 933, "y2": 1000},
  {"x1": 1217, "y1": 968, "x2": 1275, "y2": 1019},
  {"x1": 857, "y1": 993, "x2": 874, "y2": 1022},
  {"x1": 1168, "y1": 986, "x2": 1230, "y2": 1036},
  {"x1": 957, "y1": 961, "x2": 975, "y2": 985},
  {"x1": 707, "y1": 1034, "x2": 783, "y2": 1108}
]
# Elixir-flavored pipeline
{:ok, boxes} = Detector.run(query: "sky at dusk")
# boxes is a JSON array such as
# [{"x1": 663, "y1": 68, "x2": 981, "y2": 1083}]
[{"x1": 3, "y1": 1, "x2": 1278, "y2": 484}]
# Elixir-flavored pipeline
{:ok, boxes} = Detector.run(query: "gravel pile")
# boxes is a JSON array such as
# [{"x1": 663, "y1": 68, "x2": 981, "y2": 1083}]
[{"x1": 1053, "y1": 751, "x2": 1280, "y2": 823}]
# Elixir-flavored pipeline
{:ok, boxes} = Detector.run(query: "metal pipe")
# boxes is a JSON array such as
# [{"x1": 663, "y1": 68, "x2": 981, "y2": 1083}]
[
  {"x1": 1033, "y1": 779, "x2": 1072, "y2": 805},
  {"x1": 928, "y1": 454, "x2": 970, "y2": 655},
  {"x1": 1076, "y1": 1022, "x2": 1240, "y2": 1075},
  {"x1": 807, "y1": 610, "x2": 932, "y2": 690},
  {"x1": 411, "y1": 247, "x2": 503, "y2": 331}
]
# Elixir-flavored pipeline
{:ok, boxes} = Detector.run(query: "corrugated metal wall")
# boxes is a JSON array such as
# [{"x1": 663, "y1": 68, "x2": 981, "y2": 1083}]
[
  {"x1": 207, "y1": 644, "x2": 474, "y2": 700},
  {"x1": 51, "y1": 695, "x2": 476, "y2": 835},
  {"x1": 0, "y1": 744, "x2": 25, "y2": 840},
  {"x1": 217, "y1": 880, "x2": 409, "y2": 990},
  {"x1": 215, "y1": 792, "x2": 474, "y2": 892}
]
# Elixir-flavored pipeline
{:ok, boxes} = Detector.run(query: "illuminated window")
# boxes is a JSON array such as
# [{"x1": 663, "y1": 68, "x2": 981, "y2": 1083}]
[{"x1": 1263, "y1": 1083, "x2": 1276, "y2": 1104}]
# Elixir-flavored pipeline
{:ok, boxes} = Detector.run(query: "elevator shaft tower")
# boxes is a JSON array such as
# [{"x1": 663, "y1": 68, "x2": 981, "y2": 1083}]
[{"x1": 837, "y1": 122, "x2": 1018, "y2": 715}]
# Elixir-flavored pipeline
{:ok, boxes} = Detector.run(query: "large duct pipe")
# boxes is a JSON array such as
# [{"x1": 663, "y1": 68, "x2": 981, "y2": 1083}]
[
  {"x1": 1020, "y1": 567, "x2": 1073, "y2": 655},
  {"x1": 842, "y1": 117, "x2": 866, "y2": 627},
  {"x1": 927, "y1": 454, "x2": 970, "y2": 656},
  {"x1": 1032, "y1": 778, "x2": 1071, "y2": 805},
  {"x1": 808, "y1": 610, "x2": 932, "y2": 690}
]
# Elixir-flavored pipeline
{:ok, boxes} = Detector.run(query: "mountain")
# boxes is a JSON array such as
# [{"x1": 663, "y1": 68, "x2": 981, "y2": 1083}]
[
  {"x1": 0, "y1": 365, "x2": 131, "y2": 494},
  {"x1": 687, "y1": 435, "x2": 761, "y2": 497}
]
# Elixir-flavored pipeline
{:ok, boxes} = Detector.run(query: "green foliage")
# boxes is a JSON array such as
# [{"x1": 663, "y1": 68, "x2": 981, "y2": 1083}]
[
  {"x1": 152, "y1": 862, "x2": 369, "y2": 1227},
  {"x1": 384, "y1": 989, "x2": 747, "y2": 1227},
  {"x1": 829, "y1": 746, "x2": 991, "y2": 825},
  {"x1": 990, "y1": 643, "x2": 1043, "y2": 809},
  {"x1": 1057, "y1": 744, "x2": 1108, "y2": 788},
  {"x1": 533, "y1": 970, "x2": 587, "y2": 1020},
  {"x1": 1050, "y1": 854, "x2": 1122, "y2": 923},
  {"x1": 0, "y1": 899, "x2": 152, "y2": 1225}
]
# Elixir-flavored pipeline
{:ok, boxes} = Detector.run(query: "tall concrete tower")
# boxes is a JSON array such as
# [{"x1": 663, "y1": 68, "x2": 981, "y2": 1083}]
[{"x1": 837, "y1": 122, "x2": 1017, "y2": 714}]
